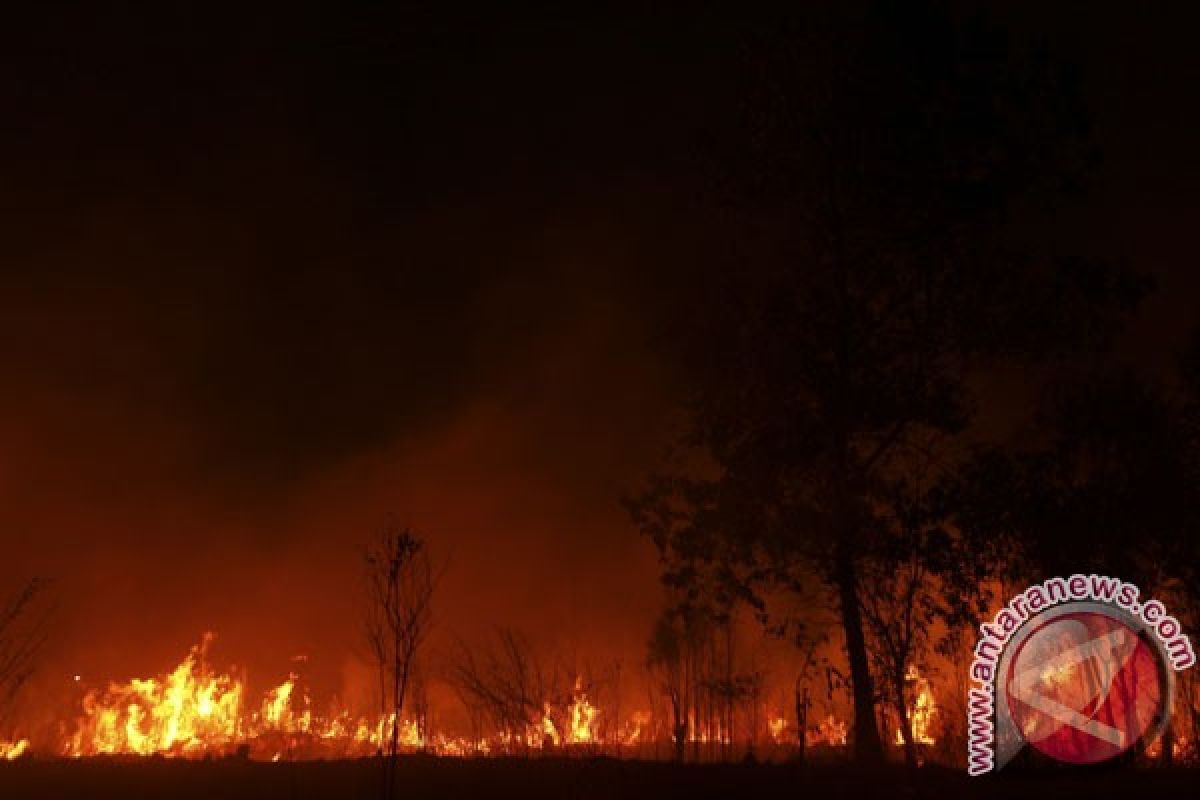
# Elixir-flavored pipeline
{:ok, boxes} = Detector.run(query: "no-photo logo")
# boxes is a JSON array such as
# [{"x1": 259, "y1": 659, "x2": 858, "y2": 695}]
[
  {"x1": 967, "y1": 575, "x2": 1196, "y2": 775},
  {"x1": 1006, "y1": 610, "x2": 1163, "y2": 763}
]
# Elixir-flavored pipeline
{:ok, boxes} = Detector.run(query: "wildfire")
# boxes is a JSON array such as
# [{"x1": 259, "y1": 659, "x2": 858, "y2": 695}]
[
  {"x1": 806, "y1": 714, "x2": 848, "y2": 747},
  {"x1": 894, "y1": 666, "x2": 936, "y2": 747},
  {"x1": 1, "y1": 738, "x2": 29, "y2": 760},
  {"x1": 52, "y1": 635, "x2": 631, "y2": 761},
  {"x1": 33, "y1": 633, "x2": 946, "y2": 762},
  {"x1": 538, "y1": 679, "x2": 600, "y2": 747},
  {"x1": 541, "y1": 703, "x2": 560, "y2": 746},
  {"x1": 622, "y1": 710, "x2": 651, "y2": 745},
  {"x1": 262, "y1": 675, "x2": 296, "y2": 729},
  {"x1": 1145, "y1": 735, "x2": 1191, "y2": 761},
  {"x1": 67, "y1": 634, "x2": 243, "y2": 757},
  {"x1": 64, "y1": 635, "x2": 382, "y2": 759},
  {"x1": 567, "y1": 679, "x2": 598, "y2": 744}
]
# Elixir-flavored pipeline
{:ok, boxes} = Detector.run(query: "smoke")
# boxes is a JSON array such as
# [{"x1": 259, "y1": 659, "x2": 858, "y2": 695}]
[
  {"x1": 0, "y1": 6, "x2": 716, "y2": 736},
  {"x1": 0, "y1": 205, "x2": 680, "y2": 735}
]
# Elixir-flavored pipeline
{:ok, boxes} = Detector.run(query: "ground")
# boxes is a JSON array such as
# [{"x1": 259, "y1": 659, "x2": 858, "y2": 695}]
[{"x1": 0, "y1": 758, "x2": 1194, "y2": 799}]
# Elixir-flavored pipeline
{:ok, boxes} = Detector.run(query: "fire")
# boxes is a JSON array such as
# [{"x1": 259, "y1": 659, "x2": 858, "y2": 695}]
[
  {"x1": 540, "y1": 703, "x2": 560, "y2": 746},
  {"x1": 262, "y1": 675, "x2": 296, "y2": 729},
  {"x1": 67, "y1": 634, "x2": 244, "y2": 756},
  {"x1": 806, "y1": 714, "x2": 848, "y2": 747},
  {"x1": 63, "y1": 635, "x2": 374, "y2": 759},
  {"x1": 894, "y1": 665, "x2": 936, "y2": 747},
  {"x1": 1146, "y1": 735, "x2": 1191, "y2": 761},
  {"x1": 1, "y1": 738, "x2": 29, "y2": 760},
  {"x1": 566, "y1": 679, "x2": 598, "y2": 744},
  {"x1": 621, "y1": 710, "x2": 651, "y2": 745},
  {"x1": 537, "y1": 680, "x2": 600, "y2": 747},
  {"x1": 37, "y1": 632, "x2": 933, "y2": 762},
  {"x1": 54, "y1": 634, "x2": 627, "y2": 760}
]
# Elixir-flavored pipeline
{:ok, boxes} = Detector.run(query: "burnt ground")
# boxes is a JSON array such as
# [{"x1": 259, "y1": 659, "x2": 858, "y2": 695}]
[{"x1": 0, "y1": 758, "x2": 1197, "y2": 800}]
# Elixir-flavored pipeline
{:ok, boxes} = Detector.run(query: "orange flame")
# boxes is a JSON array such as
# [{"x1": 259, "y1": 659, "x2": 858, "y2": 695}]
[
  {"x1": 46, "y1": 633, "x2": 884, "y2": 760},
  {"x1": 67, "y1": 634, "x2": 243, "y2": 756},
  {"x1": 806, "y1": 714, "x2": 848, "y2": 747},
  {"x1": 1, "y1": 738, "x2": 29, "y2": 760},
  {"x1": 894, "y1": 665, "x2": 936, "y2": 747},
  {"x1": 768, "y1": 716, "x2": 789, "y2": 744},
  {"x1": 566, "y1": 679, "x2": 598, "y2": 744},
  {"x1": 57, "y1": 635, "x2": 630, "y2": 760}
]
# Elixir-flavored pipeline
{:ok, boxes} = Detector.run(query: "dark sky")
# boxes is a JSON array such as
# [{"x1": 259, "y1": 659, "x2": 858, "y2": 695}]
[{"x1": 1, "y1": 4, "x2": 1197, "y2": 710}]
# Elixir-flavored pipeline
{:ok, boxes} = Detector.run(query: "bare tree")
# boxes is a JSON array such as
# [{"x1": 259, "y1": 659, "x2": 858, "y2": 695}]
[
  {"x1": 364, "y1": 526, "x2": 436, "y2": 798},
  {"x1": 647, "y1": 607, "x2": 714, "y2": 762},
  {"x1": 789, "y1": 636, "x2": 824, "y2": 765},
  {"x1": 860, "y1": 554, "x2": 929, "y2": 768},
  {"x1": 0, "y1": 578, "x2": 51, "y2": 734},
  {"x1": 408, "y1": 664, "x2": 431, "y2": 750},
  {"x1": 646, "y1": 611, "x2": 686, "y2": 762},
  {"x1": 448, "y1": 628, "x2": 560, "y2": 753}
]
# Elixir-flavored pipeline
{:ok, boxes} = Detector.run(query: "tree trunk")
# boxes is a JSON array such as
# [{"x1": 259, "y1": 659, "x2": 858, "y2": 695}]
[
  {"x1": 670, "y1": 695, "x2": 686, "y2": 763},
  {"x1": 894, "y1": 677, "x2": 916, "y2": 768},
  {"x1": 835, "y1": 549, "x2": 884, "y2": 764},
  {"x1": 795, "y1": 685, "x2": 808, "y2": 766}
]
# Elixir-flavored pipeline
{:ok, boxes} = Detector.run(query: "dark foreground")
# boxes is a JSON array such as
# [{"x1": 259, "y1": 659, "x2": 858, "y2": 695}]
[{"x1": 1, "y1": 757, "x2": 1196, "y2": 800}]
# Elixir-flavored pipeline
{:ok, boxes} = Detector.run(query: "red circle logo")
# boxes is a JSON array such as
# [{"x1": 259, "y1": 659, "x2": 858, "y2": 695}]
[{"x1": 1005, "y1": 611, "x2": 1165, "y2": 764}]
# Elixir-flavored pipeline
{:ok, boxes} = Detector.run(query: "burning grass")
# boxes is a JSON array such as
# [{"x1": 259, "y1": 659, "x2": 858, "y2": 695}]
[
  {"x1": 51, "y1": 635, "x2": 629, "y2": 761},
  {"x1": 3, "y1": 633, "x2": 951, "y2": 765}
]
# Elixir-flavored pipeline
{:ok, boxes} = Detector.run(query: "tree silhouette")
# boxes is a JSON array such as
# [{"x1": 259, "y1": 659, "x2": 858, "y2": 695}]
[
  {"x1": 646, "y1": 609, "x2": 691, "y2": 763},
  {"x1": 631, "y1": 1, "x2": 1143, "y2": 763},
  {"x1": 364, "y1": 525, "x2": 436, "y2": 797},
  {"x1": 948, "y1": 357, "x2": 1200, "y2": 596},
  {"x1": 449, "y1": 627, "x2": 553, "y2": 754},
  {"x1": 948, "y1": 352, "x2": 1200, "y2": 763}
]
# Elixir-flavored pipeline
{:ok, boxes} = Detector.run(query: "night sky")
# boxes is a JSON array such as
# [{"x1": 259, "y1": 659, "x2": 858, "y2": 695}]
[{"x1": 1, "y1": 4, "x2": 1197, "y2": 709}]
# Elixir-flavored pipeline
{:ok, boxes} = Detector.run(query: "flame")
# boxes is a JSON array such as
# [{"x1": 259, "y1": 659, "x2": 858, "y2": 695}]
[
  {"x1": 400, "y1": 719, "x2": 423, "y2": 748},
  {"x1": 566, "y1": 679, "x2": 598, "y2": 744},
  {"x1": 540, "y1": 703, "x2": 560, "y2": 746},
  {"x1": 1145, "y1": 735, "x2": 1191, "y2": 760},
  {"x1": 894, "y1": 665, "x2": 936, "y2": 747},
  {"x1": 67, "y1": 634, "x2": 244, "y2": 756},
  {"x1": 56, "y1": 635, "x2": 626, "y2": 760},
  {"x1": 622, "y1": 710, "x2": 651, "y2": 745},
  {"x1": 1, "y1": 738, "x2": 29, "y2": 760},
  {"x1": 537, "y1": 680, "x2": 600, "y2": 747},
  {"x1": 685, "y1": 714, "x2": 731, "y2": 745},
  {"x1": 806, "y1": 714, "x2": 848, "y2": 747},
  {"x1": 262, "y1": 675, "x2": 295, "y2": 729},
  {"x1": 42, "y1": 632, "x2": 889, "y2": 761}
]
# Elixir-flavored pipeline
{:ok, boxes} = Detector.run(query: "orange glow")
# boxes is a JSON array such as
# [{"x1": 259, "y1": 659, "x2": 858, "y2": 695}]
[
  {"x1": 806, "y1": 714, "x2": 848, "y2": 747},
  {"x1": 894, "y1": 666, "x2": 937, "y2": 747},
  {"x1": 622, "y1": 710, "x2": 651, "y2": 745},
  {"x1": 42, "y1": 633, "x2": 929, "y2": 761},
  {"x1": 566, "y1": 679, "x2": 599, "y2": 744},
  {"x1": 768, "y1": 716, "x2": 789, "y2": 744},
  {"x1": 54, "y1": 635, "x2": 635, "y2": 760},
  {"x1": 67, "y1": 634, "x2": 243, "y2": 757},
  {"x1": 1, "y1": 738, "x2": 29, "y2": 760}
]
